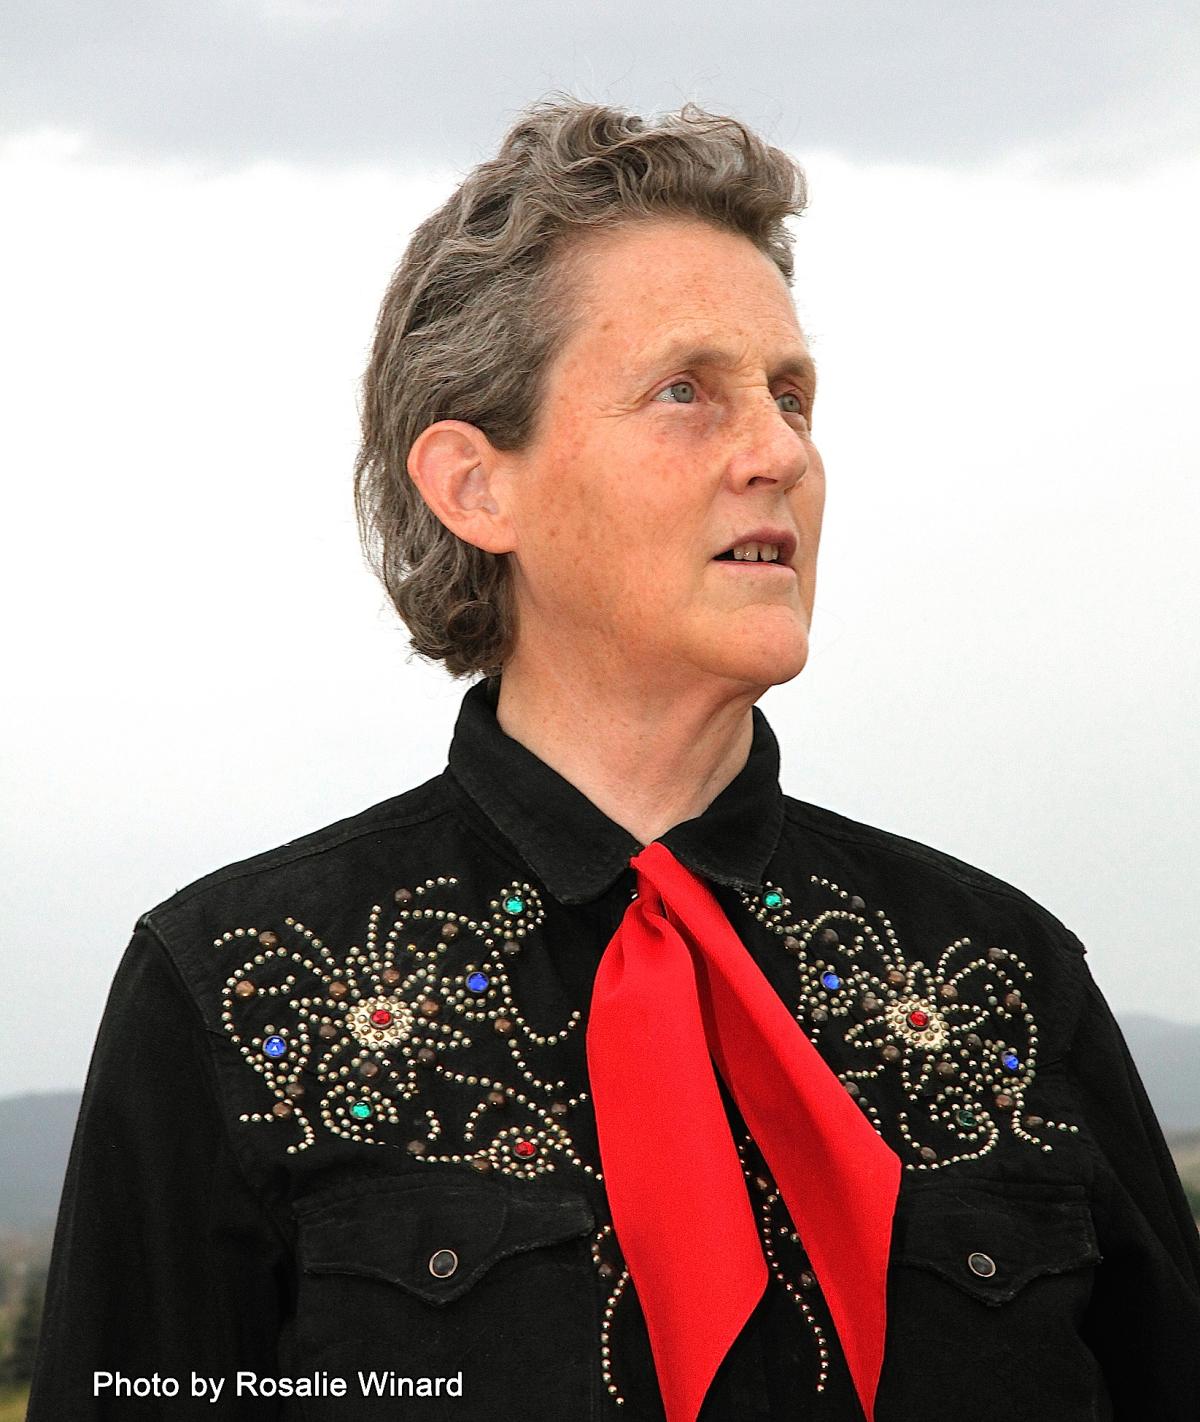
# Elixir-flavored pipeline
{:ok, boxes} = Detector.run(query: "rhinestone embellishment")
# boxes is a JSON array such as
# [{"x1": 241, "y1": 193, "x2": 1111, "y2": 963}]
[
  {"x1": 215, "y1": 860, "x2": 1081, "y2": 1410},
  {"x1": 740, "y1": 874, "x2": 1080, "y2": 1173},
  {"x1": 219, "y1": 875, "x2": 587, "y2": 1170}
]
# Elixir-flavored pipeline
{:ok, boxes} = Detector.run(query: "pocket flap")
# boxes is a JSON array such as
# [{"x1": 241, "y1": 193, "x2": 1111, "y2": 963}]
[
  {"x1": 295, "y1": 1173, "x2": 596, "y2": 1306},
  {"x1": 889, "y1": 1182, "x2": 1101, "y2": 1306}
]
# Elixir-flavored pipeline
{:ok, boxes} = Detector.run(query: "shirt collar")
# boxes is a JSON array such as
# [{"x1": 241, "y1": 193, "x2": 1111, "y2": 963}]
[{"x1": 445, "y1": 675, "x2": 785, "y2": 905}]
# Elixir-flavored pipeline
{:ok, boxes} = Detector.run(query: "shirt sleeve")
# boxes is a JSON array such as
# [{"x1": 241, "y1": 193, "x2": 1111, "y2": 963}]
[
  {"x1": 26, "y1": 919, "x2": 292, "y2": 1419},
  {"x1": 1061, "y1": 942, "x2": 1200, "y2": 1416}
]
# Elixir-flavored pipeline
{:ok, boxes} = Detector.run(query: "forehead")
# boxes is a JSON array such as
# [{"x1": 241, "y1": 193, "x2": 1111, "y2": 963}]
[{"x1": 560, "y1": 217, "x2": 810, "y2": 373}]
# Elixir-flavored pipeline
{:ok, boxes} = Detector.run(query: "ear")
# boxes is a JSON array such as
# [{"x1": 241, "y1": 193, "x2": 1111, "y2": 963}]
[{"x1": 406, "y1": 420, "x2": 516, "y2": 555}]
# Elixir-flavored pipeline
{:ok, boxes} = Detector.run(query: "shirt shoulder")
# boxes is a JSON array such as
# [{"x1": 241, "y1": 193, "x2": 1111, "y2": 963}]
[
  {"x1": 781, "y1": 793, "x2": 1086, "y2": 951},
  {"x1": 136, "y1": 771, "x2": 463, "y2": 1024}
]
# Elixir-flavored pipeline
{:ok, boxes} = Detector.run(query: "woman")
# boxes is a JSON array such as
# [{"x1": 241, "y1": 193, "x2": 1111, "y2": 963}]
[{"x1": 28, "y1": 95, "x2": 1200, "y2": 1421}]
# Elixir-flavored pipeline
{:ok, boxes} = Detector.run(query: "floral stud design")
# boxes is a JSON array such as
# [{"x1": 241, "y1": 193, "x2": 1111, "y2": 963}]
[
  {"x1": 216, "y1": 874, "x2": 590, "y2": 1167},
  {"x1": 741, "y1": 874, "x2": 1081, "y2": 1171}
]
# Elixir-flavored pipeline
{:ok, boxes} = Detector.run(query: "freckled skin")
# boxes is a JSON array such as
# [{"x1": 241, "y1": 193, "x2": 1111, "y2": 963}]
[
  {"x1": 406, "y1": 214, "x2": 827, "y2": 840},
  {"x1": 503, "y1": 216, "x2": 826, "y2": 693}
]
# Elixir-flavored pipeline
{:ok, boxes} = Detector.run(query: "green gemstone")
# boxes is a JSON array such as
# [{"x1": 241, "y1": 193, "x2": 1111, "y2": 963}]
[
  {"x1": 956, "y1": 1107, "x2": 976, "y2": 1127},
  {"x1": 503, "y1": 895, "x2": 525, "y2": 915},
  {"x1": 350, "y1": 1101, "x2": 372, "y2": 1120},
  {"x1": 764, "y1": 891, "x2": 783, "y2": 909}
]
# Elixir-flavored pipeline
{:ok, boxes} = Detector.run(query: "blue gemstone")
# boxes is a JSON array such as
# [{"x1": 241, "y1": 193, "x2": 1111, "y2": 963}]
[
  {"x1": 466, "y1": 971, "x2": 490, "y2": 993},
  {"x1": 263, "y1": 1034, "x2": 287, "y2": 1059},
  {"x1": 1002, "y1": 1051, "x2": 1020, "y2": 1071},
  {"x1": 821, "y1": 971, "x2": 842, "y2": 991}
]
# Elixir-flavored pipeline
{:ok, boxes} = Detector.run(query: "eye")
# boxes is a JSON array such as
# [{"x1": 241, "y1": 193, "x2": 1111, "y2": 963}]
[
  {"x1": 653, "y1": 379, "x2": 699, "y2": 405},
  {"x1": 653, "y1": 379, "x2": 811, "y2": 430}
]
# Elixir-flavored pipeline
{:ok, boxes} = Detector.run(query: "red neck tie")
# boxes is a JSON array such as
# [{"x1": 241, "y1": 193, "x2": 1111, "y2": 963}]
[{"x1": 586, "y1": 840, "x2": 902, "y2": 1422}]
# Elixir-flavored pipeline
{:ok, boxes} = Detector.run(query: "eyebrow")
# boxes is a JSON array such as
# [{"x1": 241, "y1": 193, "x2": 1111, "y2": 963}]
[{"x1": 633, "y1": 339, "x2": 818, "y2": 391}]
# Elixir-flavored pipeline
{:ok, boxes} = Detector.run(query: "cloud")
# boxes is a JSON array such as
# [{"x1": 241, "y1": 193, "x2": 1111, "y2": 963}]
[{"x1": 2, "y1": 0, "x2": 1197, "y2": 173}]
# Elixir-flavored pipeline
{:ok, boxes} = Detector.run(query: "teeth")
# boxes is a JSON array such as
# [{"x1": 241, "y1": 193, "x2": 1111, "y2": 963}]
[{"x1": 732, "y1": 542, "x2": 780, "y2": 561}]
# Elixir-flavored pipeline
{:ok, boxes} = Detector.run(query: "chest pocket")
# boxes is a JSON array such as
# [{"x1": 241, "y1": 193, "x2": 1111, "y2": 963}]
[
  {"x1": 878, "y1": 1180, "x2": 1107, "y2": 1422},
  {"x1": 889, "y1": 1180, "x2": 1102, "y2": 1305},
  {"x1": 288, "y1": 1172, "x2": 599, "y2": 1421}
]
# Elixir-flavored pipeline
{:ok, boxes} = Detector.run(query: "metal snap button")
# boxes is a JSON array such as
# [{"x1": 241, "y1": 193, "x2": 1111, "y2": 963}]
[
  {"x1": 428, "y1": 1248, "x2": 459, "y2": 1279},
  {"x1": 967, "y1": 1251, "x2": 997, "y2": 1278}
]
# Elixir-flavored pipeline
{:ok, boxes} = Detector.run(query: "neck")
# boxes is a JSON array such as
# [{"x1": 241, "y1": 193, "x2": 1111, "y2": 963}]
[{"x1": 493, "y1": 652, "x2": 762, "y2": 847}]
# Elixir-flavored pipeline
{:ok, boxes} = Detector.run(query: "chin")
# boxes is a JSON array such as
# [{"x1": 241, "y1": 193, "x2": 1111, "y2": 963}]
[{"x1": 698, "y1": 631, "x2": 811, "y2": 690}]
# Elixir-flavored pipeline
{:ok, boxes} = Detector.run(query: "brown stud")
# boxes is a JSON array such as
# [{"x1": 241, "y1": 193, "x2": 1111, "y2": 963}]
[
  {"x1": 416, "y1": 1046, "x2": 437, "y2": 1064},
  {"x1": 754, "y1": 1174, "x2": 772, "y2": 1192},
  {"x1": 234, "y1": 980, "x2": 256, "y2": 998},
  {"x1": 419, "y1": 997, "x2": 440, "y2": 1016},
  {"x1": 881, "y1": 1044, "x2": 901, "y2": 1063},
  {"x1": 811, "y1": 1007, "x2": 829, "y2": 1024},
  {"x1": 800, "y1": 1270, "x2": 816, "y2": 1290},
  {"x1": 318, "y1": 1022, "x2": 338, "y2": 1040},
  {"x1": 987, "y1": 947, "x2": 1006, "y2": 962},
  {"x1": 394, "y1": 888, "x2": 414, "y2": 904},
  {"x1": 994, "y1": 1092, "x2": 1014, "y2": 1110},
  {"x1": 381, "y1": 966, "x2": 401, "y2": 985},
  {"x1": 359, "y1": 1061, "x2": 380, "y2": 1079},
  {"x1": 820, "y1": 927, "x2": 840, "y2": 946},
  {"x1": 494, "y1": 1016, "x2": 514, "y2": 1035},
  {"x1": 327, "y1": 981, "x2": 349, "y2": 1000},
  {"x1": 844, "y1": 1081, "x2": 860, "y2": 1098},
  {"x1": 549, "y1": 1101, "x2": 569, "y2": 1118},
  {"x1": 285, "y1": 1078, "x2": 305, "y2": 1099},
  {"x1": 939, "y1": 983, "x2": 958, "y2": 1001},
  {"x1": 598, "y1": 1262, "x2": 615, "y2": 1279},
  {"x1": 862, "y1": 994, "x2": 881, "y2": 1013},
  {"x1": 258, "y1": 931, "x2": 279, "y2": 948},
  {"x1": 919, "y1": 1146, "x2": 937, "y2": 1162},
  {"x1": 783, "y1": 935, "x2": 802, "y2": 954},
  {"x1": 440, "y1": 922, "x2": 459, "y2": 940},
  {"x1": 965, "y1": 1033, "x2": 983, "y2": 1050},
  {"x1": 886, "y1": 969, "x2": 907, "y2": 987},
  {"x1": 470, "y1": 1156, "x2": 492, "y2": 1172},
  {"x1": 849, "y1": 895, "x2": 866, "y2": 912},
  {"x1": 271, "y1": 1101, "x2": 293, "y2": 1118},
  {"x1": 1025, "y1": 1114, "x2": 1044, "y2": 1127},
  {"x1": 486, "y1": 1090, "x2": 507, "y2": 1107},
  {"x1": 935, "y1": 1061, "x2": 957, "y2": 1079},
  {"x1": 406, "y1": 1139, "x2": 427, "y2": 1156},
  {"x1": 1004, "y1": 991, "x2": 1022, "y2": 1010}
]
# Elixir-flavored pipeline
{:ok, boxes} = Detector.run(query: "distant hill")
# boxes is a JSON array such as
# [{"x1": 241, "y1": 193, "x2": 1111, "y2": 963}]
[
  {"x1": 0, "y1": 1012, "x2": 1196, "y2": 1232},
  {"x1": 0, "y1": 1092, "x2": 79, "y2": 1233},
  {"x1": 1117, "y1": 1013, "x2": 1200, "y2": 1134}
]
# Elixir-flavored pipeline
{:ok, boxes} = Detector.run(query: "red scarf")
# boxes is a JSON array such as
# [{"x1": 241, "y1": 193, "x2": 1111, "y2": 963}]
[{"x1": 586, "y1": 840, "x2": 901, "y2": 1422}]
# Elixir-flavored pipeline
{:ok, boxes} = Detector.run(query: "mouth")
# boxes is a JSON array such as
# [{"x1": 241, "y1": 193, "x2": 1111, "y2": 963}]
[{"x1": 710, "y1": 530, "x2": 798, "y2": 573}]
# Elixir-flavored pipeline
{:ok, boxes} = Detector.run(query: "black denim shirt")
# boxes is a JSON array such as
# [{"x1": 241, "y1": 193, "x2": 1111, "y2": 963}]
[{"x1": 29, "y1": 675, "x2": 1200, "y2": 1420}]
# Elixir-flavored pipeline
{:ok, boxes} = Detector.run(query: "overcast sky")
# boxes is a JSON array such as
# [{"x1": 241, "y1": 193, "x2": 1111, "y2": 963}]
[{"x1": 2, "y1": 2, "x2": 1198, "y2": 1097}]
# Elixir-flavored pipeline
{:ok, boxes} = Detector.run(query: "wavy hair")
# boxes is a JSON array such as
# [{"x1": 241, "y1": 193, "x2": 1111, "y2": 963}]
[{"x1": 352, "y1": 93, "x2": 809, "y2": 679}]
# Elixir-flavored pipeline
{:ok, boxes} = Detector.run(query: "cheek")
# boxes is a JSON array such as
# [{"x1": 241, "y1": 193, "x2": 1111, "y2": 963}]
[
  {"x1": 516, "y1": 410, "x2": 704, "y2": 626},
  {"x1": 793, "y1": 453, "x2": 827, "y2": 532}
]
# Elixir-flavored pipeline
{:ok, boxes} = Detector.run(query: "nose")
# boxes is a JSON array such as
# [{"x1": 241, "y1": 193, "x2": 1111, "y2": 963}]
[{"x1": 725, "y1": 390, "x2": 810, "y2": 493}]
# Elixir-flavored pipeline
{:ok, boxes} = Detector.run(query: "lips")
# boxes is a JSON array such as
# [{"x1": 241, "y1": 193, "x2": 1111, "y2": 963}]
[{"x1": 710, "y1": 527, "x2": 798, "y2": 568}]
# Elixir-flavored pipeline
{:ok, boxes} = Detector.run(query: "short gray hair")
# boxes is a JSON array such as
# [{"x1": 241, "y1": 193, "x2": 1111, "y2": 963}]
[{"x1": 352, "y1": 92, "x2": 809, "y2": 679}]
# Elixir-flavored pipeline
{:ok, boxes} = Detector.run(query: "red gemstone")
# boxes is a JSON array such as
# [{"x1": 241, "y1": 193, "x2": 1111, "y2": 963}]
[
  {"x1": 907, "y1": 1009, "x2": 930, "y2": 1029},
  {"x1": 513, "y1": 1138, "x2": 537, "y2": 1158},
  {"x1": 370, "y1": 1008, "x2": 393, "y2": 1027}
]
